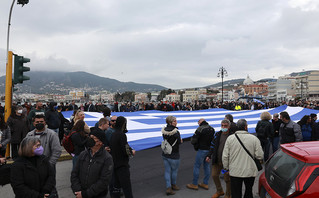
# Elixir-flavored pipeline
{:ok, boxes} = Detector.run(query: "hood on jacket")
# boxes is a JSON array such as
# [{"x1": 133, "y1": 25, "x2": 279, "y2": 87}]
[
  {"x1": 115, "y1": 116, "x2": 128, "y2": 133},
  {"x1": 162, "y1": 125, "x2": 178, "y2": 136}
]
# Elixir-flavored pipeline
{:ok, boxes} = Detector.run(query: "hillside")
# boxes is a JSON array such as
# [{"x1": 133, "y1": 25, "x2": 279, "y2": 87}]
[{"x1": 0, "y1": 71, "x2": 166, "y2": 94}]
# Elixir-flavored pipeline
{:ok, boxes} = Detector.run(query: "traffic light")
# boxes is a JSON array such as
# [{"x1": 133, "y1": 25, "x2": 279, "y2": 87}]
[
  {"x1": 13, "y1": 55, "x2": 30, "y2": 84},
  {"x1": 17, "y1": 0, "x2": 29, "y2": 6}
]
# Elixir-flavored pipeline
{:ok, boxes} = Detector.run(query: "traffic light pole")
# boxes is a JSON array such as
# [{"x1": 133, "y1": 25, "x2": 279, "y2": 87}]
[
  {"x1": 6, "y1": 0, "x2": 16, "y2": 65},
  {"x1": 4, "y1": 51, "x2": 13, "y2": 157}
]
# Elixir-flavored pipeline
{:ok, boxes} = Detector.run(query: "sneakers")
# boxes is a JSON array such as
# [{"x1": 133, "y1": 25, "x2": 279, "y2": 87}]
[
  {"x1": 171, "y1": 184, "x2": 180, "y2": 191},
  {"x1": 211, "y1": 191, "x2": 225, "y2": 198},
  {"x1": 198, "y1": 183, "x2": 209, "y2": 190},
  {"x1": 166, "y1": 187, "x2": 175, "y2": 195},
  {"x1": 186, "y1": 183, "x2": 198, "y2": 190}
]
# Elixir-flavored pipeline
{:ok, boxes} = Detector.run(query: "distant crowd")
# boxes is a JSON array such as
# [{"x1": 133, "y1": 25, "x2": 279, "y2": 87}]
[{"x1": 1, "y1": 99, "x2": 318, "y2": 115}]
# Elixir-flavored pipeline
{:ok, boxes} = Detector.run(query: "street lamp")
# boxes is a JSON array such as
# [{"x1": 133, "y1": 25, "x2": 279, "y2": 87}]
[{"x1": 217, "y1": 67, "x2": 228, "y2": 104}]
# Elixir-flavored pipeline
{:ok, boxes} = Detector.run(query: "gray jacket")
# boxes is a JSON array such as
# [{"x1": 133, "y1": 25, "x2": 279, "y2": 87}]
[
  {"x1": 26, "y1": 128, "x2": 62, "y2": 165},
  {"x1": 0, "y1": 127, "x2": 11, "y2": 151}
]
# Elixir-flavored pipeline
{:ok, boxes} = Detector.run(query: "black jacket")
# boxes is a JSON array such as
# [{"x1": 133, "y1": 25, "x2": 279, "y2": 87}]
[
  {"x1": 191, "y1": 121, "x2": 215, "y2": 150},
  {"x1": 110, "y1": 129, "x2": 131, "y2": 169},
  {"x1": 71, "y1": 132, "x2": 88, "y2": 155},
  {"x1": 207, "y1": 130, "x2": 232, "y2": 165},
  {"x1": 161, "y1": 125, "x2": 182, "y2": 159},
  {"x1": 255, "y1": 120, "x2": 274, "y2": 139},
  {"x1": 7, "y1": 115, "x2": 29, "y2": 144},
  {"x1": 71, "y1": 147, "x2": 113, "y2": 198},
  {"x1": 10, "y1": 155, "x2": 55, "y2": 198},
  {"x1": 45, "y1": 109, "x2": 61, "y2": 129},
  {"x1": 272, "y1": 119, "x2": 283, "y2": 137}
]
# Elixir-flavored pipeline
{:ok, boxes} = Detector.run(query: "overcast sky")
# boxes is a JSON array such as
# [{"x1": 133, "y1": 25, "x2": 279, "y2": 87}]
[{"x1": 1, "y1": 0, "x2": 319, "y2": 89}]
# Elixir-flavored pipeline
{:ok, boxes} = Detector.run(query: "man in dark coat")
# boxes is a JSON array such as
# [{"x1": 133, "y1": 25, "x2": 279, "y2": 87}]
[
  {"x1": 110, "y1": 116, "x2": 135, "y2": 198},
  {"x1": 71, "y1": 128, "x2": 113, "y2": 198},
  {"x1": 187, "y1": 118, "x2": 215, "y2": 190}
]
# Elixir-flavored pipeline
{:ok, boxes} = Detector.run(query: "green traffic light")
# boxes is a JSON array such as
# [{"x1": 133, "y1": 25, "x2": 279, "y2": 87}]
[{"x1": 13, "y1": 55, "x2": 30, "y2": 84}]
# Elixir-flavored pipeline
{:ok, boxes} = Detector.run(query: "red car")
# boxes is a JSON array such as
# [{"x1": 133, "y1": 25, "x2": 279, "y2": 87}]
[{"x1": 259, "y1": 141, "x2": 319, "y2": 198}]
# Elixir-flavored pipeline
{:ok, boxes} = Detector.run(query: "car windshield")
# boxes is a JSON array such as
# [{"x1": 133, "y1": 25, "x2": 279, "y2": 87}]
[{"x1": 265, "y1": 148, "x2": 305, "y2": 197}]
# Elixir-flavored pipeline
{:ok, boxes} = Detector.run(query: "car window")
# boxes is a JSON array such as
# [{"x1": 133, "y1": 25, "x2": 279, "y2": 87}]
[{"x1": 265, "y1": 149, "x2": 305, "y2": 197}]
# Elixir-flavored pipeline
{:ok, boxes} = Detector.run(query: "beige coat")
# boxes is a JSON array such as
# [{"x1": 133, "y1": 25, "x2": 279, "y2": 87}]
[{"x1": 222, "y1": 130, "x2": 263, "y2": 178}]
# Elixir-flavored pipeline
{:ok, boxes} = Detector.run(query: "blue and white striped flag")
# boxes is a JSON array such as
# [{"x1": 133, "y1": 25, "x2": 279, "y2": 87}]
[{"x1": 62, "y1": 105, "x2": 319, "y2": 151}]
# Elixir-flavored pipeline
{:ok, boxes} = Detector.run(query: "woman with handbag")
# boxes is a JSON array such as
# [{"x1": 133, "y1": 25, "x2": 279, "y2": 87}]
[{"x1": 161, "y1": 116, "x2": 182, "y2": 196}]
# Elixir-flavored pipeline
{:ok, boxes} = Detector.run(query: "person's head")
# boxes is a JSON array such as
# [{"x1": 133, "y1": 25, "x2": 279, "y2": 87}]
[
  {"x1": 18, "y1": 137, "x2": 43, "y2": 157},
  {"x1": 260, "y1": 112, "x2": 272, "y2": 121},
  {"x1": 198, "y1": 118, "x2": 205, "y2": 126},
  {"x1": 225, "y1": 114, "x2": 234, "y2": 122},
  {"x1": 110, "y1": 116, "x2": 117, "y2": 128},
  {"x1": 72, "y1": 100, "x2": 75, "y2": 105},
  {"x1": 36, "y1": 101, "x2": 43, "y2": 110},
  {"x1": 15, "y1": 105, "x2": 23, "y2": 116},
  {"x1": 273, "y1": 113, "x2": 279, "y2": 121},
  {"x1": 299, "y1": 115, "x2": 311, "y2": 125},
  {"x1": 166, "y1": 116, "x2": 177, "y2": 127},
  {"x1": 115, "y1": 116, "x2": 128, "y2": 132},
  {"x1": 280, "y1": 111, "x2": 290, "y2": 123},
  {"x1": 103, "y1": 107, "x2": 111, "y2": 118},
  {"x1": 57, "y1": 106, "x2": 63, "y2": 112},
  {"x1": 72, "y1": 120, "x2": 86, "y2": 136},
  {"x1": 98, "y1": 118, "x2": 109, "y2": 131},
  {"x1": 220, "y1": 119, "x2": 230, "y2": 133},
  {"x1": 33, "y1": 114, "x2": 46, "y2": 132},
  {"x1": 310, "y1": 113, "x2": 317, "y2": 122},
  {"x1": 237, "y1": 119, "x2": 248, "y2": 131},
  {"x1": 75, "y1": 110, "x2": 85, "y2": 121},
  {"x1": 89, "y1": 128, "x2": 106, "y2": 149}
]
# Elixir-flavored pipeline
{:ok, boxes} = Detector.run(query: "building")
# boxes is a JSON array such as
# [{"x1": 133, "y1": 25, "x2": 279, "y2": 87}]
[
  {"x1": 135, "y1": 93, "x2": 149, "y2": 103},
  {"x1": 165, "y1": 93, "x2": 180, "y2": 102}
]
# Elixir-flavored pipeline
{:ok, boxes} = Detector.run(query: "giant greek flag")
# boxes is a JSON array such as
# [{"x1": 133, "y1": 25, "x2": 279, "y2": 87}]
[{"x1": 62, "y1": 105, "x2": 319, "y2": 151}]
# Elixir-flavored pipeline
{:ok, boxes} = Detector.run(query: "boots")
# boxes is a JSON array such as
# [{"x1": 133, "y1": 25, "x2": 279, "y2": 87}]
[
  {"x1": 166, "y1": 187, "x2": 175, "y2": 195},
  {"x1": 171, "y1": 184, "x2": 180, "y2": 191},
  {"x1": 186, "y1": 183, "x2": 199, "y2": 190},
  {"x1": 211, "y1": 191, "x2": 225, "y2": 198},
  {"x1": 198, "y1": 183, "x2": 209, "y2": 190}
]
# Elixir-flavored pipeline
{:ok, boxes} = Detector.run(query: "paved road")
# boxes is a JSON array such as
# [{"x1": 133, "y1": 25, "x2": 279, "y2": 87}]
[{"x1": 0, "y1": 140, "x2": 262, "y2": 198}]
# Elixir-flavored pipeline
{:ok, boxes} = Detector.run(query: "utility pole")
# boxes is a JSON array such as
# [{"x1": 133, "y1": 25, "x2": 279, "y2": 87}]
[
  {"x1": 4, "y1": 0, "x2": 30, "y2": 157},
  {"x1": 217, "y1": 67, "x2": 228, "y2": 104}
]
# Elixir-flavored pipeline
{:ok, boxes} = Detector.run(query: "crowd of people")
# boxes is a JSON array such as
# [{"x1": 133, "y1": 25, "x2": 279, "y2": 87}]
[
  {"x1": 0, "y1": 99, "x2": 318, "y2": 197},
  {"x1": 162, "y1": 111, "x2": 319, "y2": 198}
]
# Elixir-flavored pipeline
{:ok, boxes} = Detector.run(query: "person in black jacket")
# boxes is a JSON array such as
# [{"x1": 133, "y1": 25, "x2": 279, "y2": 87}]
[
  {"x1": 187, "y1": 118, "x2": 215, "y2": 191},
  {"x1": 10, "y1": 137, "x2": 55, "y2": 198},
  {"x1": 271, "y1": 113, "x2": 282, "y2": 153},
  {"x1": 110, "y1": 116, "x2": 135, "y2": 198},
  {"x1": 255, "y1": 112, "x2": 274, "y2": 161},
  {"x1": 206, "y1": 119, "x2": 232, "y2": 198},
  {"x1": 71, "y1": 120, "x2": 88, "y2": 168},
  {"x1": 7, "y1": 105, "x2": 30, "y2": 159},
  {"x1": 161, "y1": 116, "x2": 182, "y2": 196},
  {"x1": 45, "y1": 102, "x2": 61, "y2": 133},
  {"x1": 71, "y1": 128, "x2": 113, "y2": 198}
]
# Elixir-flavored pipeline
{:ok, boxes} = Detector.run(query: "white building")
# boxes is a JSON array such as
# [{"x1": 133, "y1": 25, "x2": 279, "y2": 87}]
[{"x1": 165, "y1": 93, "x2": 180, "y2": 102}]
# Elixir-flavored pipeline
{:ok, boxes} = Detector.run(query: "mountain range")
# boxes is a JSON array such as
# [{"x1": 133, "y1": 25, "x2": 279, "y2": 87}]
[
  {"x1": 0, "y1": 71, "x2": 281, "y2": 95},
  {"x1": 0, "y1": 71, "x2": 166, "y2": 94}
]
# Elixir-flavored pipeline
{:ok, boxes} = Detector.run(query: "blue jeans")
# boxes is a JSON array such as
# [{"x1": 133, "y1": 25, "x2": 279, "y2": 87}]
[
  {"x1": 162, "y1": 156, "x2": 180, "y2": 188},
  {"x1": 270, "y1": 137, "x2": 280, "y2": 153},
  {"x1": 192, "y1": 149, "x2": 210, "y2": 185}
]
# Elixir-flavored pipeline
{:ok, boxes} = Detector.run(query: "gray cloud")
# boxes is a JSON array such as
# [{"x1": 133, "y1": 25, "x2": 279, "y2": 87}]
[{"x1": 1, "y1": 0, "x2": 319, "y2": 89}]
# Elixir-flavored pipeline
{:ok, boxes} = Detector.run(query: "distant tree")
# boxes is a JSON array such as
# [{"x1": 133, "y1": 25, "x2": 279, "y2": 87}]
[
  {"x1": 122, "y1": 91, "x2": 135, "y2": 102},
  {"x1": 114, "y1": 92, "x2": 122, "y2": 102},
  {"x1": 157, "y1": 89, "x2": 175, "y2": 101},
  {"x1": 179, "y1": 90, "x2": 185, "y2": 102},
  {"x1": 147, "y1": 92, "x2": 152, "y2": 101}
]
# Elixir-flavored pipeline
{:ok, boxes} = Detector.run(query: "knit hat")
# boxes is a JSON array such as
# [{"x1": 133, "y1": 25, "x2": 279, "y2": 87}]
[{"x1": 90, "y1": 127, "x2": 106, "y2": 145}]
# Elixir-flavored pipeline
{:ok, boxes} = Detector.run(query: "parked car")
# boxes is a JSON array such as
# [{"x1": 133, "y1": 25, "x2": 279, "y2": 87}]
[{"x1": 259, "y1": 141, "x2": 319, "y2": 197}]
